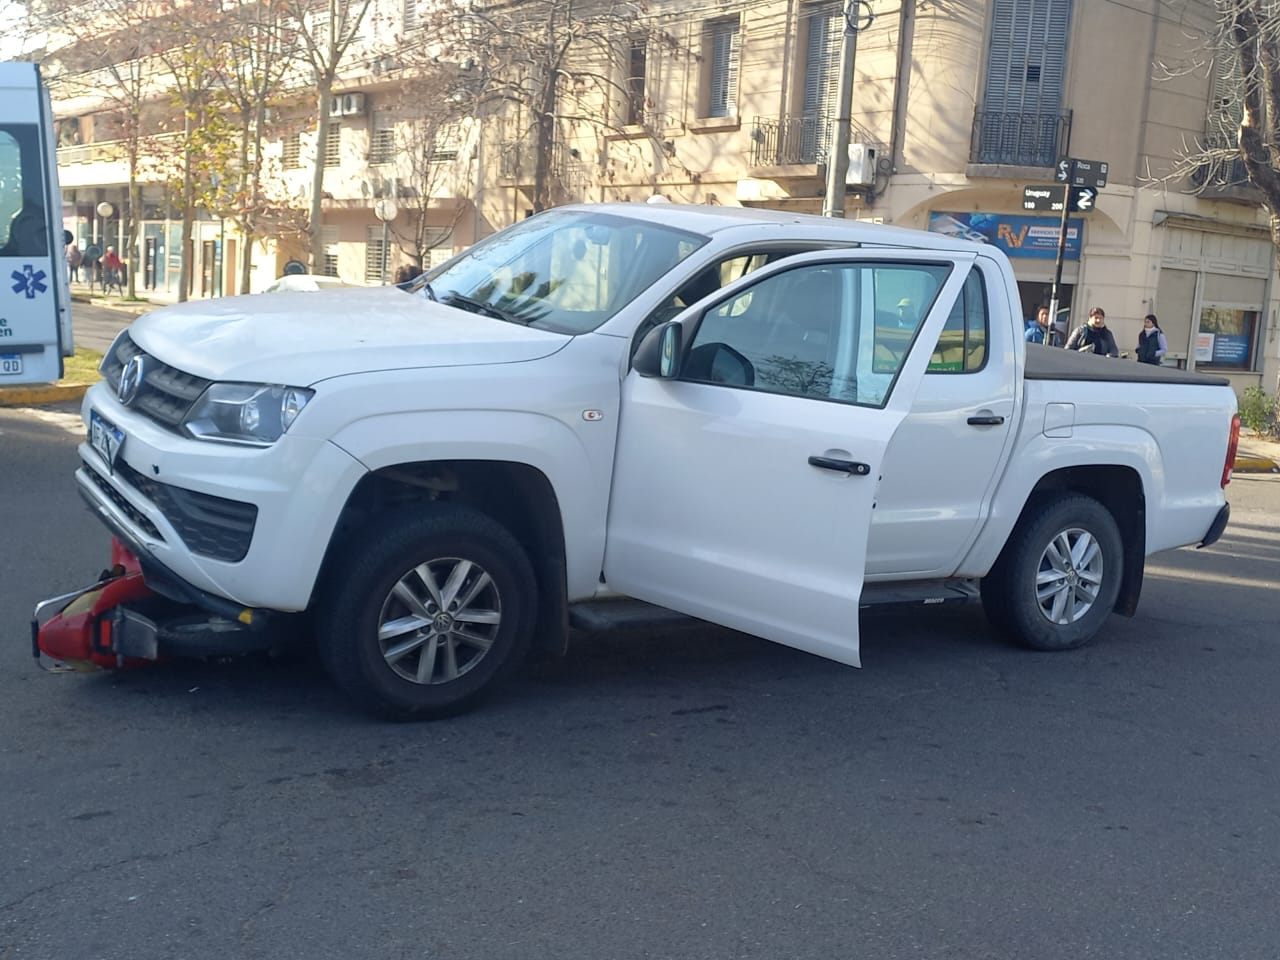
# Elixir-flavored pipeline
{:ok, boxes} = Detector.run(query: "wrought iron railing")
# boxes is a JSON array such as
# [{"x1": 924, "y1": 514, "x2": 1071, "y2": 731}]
[
  {"x1": 970, "y1": 110, "x2": 1072, "y2": 168},
  {"x1": 750, "y1": 114, "x2": 831, "y2": 166}
]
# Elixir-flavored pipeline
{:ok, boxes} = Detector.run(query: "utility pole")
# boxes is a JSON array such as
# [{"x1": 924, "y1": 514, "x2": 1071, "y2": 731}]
[{"x1": 823, "y1": 0, "x2": 874, "y2": 218}]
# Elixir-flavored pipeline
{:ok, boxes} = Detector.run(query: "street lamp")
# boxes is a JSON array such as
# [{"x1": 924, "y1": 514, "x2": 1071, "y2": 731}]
[
  {"x1": 373, "y1": 197, "x2": 398, "y2": 284},
  {"x1": 95, "y1": 200, "x2": 114, "y2": 246}
]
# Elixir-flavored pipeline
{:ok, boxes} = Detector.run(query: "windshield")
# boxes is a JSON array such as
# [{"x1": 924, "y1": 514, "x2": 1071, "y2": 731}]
[{"x1": 406, "y1": 208, "x2": 709, "y2": 334}]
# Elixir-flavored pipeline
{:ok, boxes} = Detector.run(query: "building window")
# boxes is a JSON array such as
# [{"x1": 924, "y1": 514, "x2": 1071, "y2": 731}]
[
  {"x1": 370, "y1": 113, "x2": 395, "y2": 164},
  {"x1": 430, "y1": 121, "x2": 462, "y2": 161},
  {"x1": 321, "y1": 225, "x2": 339, "y2": 278},
  {"x1": 365, "y1": 225, "x2": 387, "y2": 283},
  {"x1": 975, "y1": 0, "x2": 1073, "y2": 166},
  {"x1": 282, "y1": 132, "x2": 301, "y2": 168},
  {"x1": 626, "y1": 39, "x2": 647, "y2": 126},
  {"x1": 324, "y1": 123, "x2": 341, "y2": 167},
  {"x1": 704, "y1": 18, "x2": 740, "y2": 119},
  {"x1": 403, "y1": 0, "x2": 418, "y2": 31},
  {"x1": 1195, "y1": 306, "x2": 1259, "y2": 370}
]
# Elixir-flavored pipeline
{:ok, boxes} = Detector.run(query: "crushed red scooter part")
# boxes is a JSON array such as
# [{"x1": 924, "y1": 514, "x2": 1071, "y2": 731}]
[{"x1": 31, "y1": 537, "x2": 159, "y2": 671}]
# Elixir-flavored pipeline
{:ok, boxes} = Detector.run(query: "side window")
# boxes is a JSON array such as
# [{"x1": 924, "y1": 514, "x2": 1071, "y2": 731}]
[
  {"x1": 0, "y1": 125, "x2": 49, "y2": 258},
  {"x1": 682, "y1": 261, "x2": 952, "y2": 408},
  {"x1": 927, "y1": 268, "x2": 988, "y2": 373}
]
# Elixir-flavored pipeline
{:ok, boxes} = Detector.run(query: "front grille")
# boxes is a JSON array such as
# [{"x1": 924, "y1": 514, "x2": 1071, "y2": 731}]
[
  {"x1": 82, "y1": 462, "x2": 165, "y2": 541},
  {"x1": 83, "y1": 457, "x2": 258, "y2": 563},
  {"x1": 102, "y1": 333, "x2": 212, "y2": 431}
]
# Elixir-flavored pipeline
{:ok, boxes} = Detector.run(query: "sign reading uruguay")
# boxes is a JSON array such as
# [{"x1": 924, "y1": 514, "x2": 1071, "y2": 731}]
[{"x1": 928, "y1": 212, "x2": 1083, "y2": 260}]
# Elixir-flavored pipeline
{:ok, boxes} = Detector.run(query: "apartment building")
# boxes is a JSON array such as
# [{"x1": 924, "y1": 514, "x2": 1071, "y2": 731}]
[{"x1": 49, "y1": 0, "x2": 1276, "y2": 394}]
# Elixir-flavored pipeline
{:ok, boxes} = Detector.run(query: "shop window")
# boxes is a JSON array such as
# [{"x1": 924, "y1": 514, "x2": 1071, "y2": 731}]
[{"x1": 1195, "y1": 306, "x2": 1258, "y2": 370}]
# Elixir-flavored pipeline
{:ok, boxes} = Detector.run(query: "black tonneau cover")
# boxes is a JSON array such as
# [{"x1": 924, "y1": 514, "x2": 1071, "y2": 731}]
[{"x1": 1024, "y1": 343, "x2": 1230, "y2": 386}]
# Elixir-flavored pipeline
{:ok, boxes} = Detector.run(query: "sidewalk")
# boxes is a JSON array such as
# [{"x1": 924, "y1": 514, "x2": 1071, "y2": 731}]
[
  {"x1": 1236, "y1": 430, "x2": 1280, "y2": 474},
  {"x1": 68, "y1": 278, "x2": 172, "y2": 314}
]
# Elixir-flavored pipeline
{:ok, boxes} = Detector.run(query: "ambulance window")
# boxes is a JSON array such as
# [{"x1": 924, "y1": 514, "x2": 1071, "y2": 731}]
[{"x1": 0, "y1": 125, "x2": 48, "y2": 257}]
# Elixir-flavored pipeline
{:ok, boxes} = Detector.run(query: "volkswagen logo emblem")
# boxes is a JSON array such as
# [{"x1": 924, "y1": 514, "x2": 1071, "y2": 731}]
[{"x1": 117, "y1": 355, "x2": 146, "y2": 406}]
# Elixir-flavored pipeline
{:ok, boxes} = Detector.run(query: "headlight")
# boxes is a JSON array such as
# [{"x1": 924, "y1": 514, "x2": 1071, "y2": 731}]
[{"x1": 182, "y1": 383, "x2": 314, "y2": 445}]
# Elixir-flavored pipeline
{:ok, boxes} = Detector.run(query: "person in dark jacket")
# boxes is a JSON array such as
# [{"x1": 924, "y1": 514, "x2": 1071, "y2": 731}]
[
  {"x1": 1135, "y1": 313, "x2": 1168, "y2": 365},
  {"x1": 1065, "y1": 306, "x2": 1119, "y2": 357}
]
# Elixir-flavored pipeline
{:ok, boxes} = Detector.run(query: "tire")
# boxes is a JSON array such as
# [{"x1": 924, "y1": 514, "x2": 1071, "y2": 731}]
[
  {"x1": 315, "y1": 504, "x2": 537, "y2": 720},
  {"x1": 980, "y1": 494, "x2": 1124, "y2": 652}
]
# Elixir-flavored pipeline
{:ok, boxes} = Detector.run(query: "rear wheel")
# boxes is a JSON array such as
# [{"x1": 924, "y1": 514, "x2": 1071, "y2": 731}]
[
  {"x1": 315, "y1": 505, "x2": 536, "y2": 720},
  {"x1": 981, "y1": 494, "x2": 1124, "y2": 652}
]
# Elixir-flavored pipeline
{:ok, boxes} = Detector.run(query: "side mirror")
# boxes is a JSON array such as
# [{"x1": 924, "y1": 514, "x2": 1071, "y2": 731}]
[{"x1": 633, "y1": 321, "x2": 683, "y2": 379}]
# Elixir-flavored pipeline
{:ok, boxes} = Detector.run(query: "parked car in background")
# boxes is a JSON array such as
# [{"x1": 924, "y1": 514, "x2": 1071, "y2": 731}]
[{"x1": 263, "y1": 274, "x2": 355, "y2": 293}]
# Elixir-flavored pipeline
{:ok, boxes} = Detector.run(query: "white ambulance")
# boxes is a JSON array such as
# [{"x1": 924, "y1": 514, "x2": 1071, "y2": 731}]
[{"x1": 0, "y1": 61, "x2": 73, "y2": 385}]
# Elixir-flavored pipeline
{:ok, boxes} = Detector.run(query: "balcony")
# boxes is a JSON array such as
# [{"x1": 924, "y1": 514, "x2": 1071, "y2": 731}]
[
  {"x1": 970, "y1": 110, "x2": 1072, "y2": 169},
  {"x1": 750, "y1": 114, "x2": 830, "y2": 169},
  {"x1": 748, "y1": 114, "x2": 888, "y2": 181}
]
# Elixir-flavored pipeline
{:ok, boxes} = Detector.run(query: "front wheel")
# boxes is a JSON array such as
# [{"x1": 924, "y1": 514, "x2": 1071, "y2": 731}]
[
  {"x1": 981, "y1": 494, "x2": 1124, "y2": 652},
  {"x1": 315, "y1": 505, "x2": 537, "y2": 720}
]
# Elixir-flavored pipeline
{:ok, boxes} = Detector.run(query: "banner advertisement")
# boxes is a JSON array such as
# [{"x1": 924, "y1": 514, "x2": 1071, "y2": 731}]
[{"x1": 928, "y1": 212, "x2": 1082, "y2": 260}]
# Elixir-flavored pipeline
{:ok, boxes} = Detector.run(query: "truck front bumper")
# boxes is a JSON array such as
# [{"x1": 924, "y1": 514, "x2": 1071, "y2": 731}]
[{"x1": 76, "y1": 383, "x2": 368, "y2": 611}]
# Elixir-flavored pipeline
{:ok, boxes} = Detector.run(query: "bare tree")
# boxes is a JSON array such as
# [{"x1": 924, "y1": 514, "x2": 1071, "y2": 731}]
[
  {"x1": 221, "y1": 0, "x2": 294, "y2": 294},
  {"x1": 151, "y1": 1, "x2": 238, "y2": 301},
  {"x1": 29, "y1": 0, "x2": 168, "y2": 299},
  {"x1": 436, "y1": 0, "x2": 687, "y2": 213},
  {"x1": 280, "y1": 0, "x2": 379, "y2": 272},
  {"x1": 1217, "y1": 0, "x2": 1280, "y2": 243},
  {"x1": 369, "y1": 53, "x2": 477, "y2": 271}
]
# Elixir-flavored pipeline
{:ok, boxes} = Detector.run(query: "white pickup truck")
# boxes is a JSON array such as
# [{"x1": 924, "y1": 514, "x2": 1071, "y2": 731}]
[{"x1": 44, "y1": 204, "x2": 1239, "y2": 719}]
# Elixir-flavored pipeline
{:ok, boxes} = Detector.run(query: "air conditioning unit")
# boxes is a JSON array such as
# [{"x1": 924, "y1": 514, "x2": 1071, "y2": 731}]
[
  {"x1": 845, "y1": 143, "x2": 877, "y2": 186},
  {"x1": 341, "y1": 92, "x2": 367, "y2": 116},
  {"x1": 328, "y1": 96, "x2": 344, "y2": 118}
]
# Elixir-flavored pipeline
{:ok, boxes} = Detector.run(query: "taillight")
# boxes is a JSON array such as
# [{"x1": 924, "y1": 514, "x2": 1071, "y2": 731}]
[{"x1": 1222, "y1": 413, "x2": 1241, "y2": 487}]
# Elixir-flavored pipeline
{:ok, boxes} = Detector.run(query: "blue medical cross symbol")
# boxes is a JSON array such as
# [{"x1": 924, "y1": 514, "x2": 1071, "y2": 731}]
[{"x1": 11, "y1": 265, "x2": 48, "y2": 299}]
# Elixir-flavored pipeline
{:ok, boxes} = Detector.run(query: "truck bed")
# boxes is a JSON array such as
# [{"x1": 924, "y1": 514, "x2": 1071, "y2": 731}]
[{"x1": 1024, "y1": 344, "x2": 1229, "y2": 386}]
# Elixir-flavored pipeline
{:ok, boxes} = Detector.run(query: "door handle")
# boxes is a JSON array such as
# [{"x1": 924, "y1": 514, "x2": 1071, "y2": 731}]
[
  {"x1": 967, "y1": 415, "x2": 1006, "y2": 426},
  {"x1": 808, "y1": 455, "x2": 871, "y2": 475}
]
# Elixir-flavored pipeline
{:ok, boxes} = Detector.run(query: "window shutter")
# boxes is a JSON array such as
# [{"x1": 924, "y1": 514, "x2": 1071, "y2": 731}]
[
  {"x1": 708, "y1": 20, "x2": 740, "y2": 118},
  {"x1": 802, "y1": 4, "x2": 840, "y2": 118},
  {"x1": 982, "y1": 0, "x2": 1072, "y2": 114},
  {"x1": 1208, "y1": 50, "x2": 1243, "y2": 146}
]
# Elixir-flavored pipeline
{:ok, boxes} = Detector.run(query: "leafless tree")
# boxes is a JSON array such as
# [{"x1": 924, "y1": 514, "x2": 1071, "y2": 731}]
[
  {"x1": 434, "y1": 0, "x2": 688, "y2": 213},
  {"x1": 280, "y1": 0, "x2": 381, "y2": 272}
]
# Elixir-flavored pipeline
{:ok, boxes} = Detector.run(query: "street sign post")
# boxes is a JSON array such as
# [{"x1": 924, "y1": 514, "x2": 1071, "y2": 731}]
[
  {"x1": 1023, "y1": 184, "x2": 1066, "y2": 212},
  {"x1": 1046, "y1": 157, "x2": 1108, "y2": 345}
]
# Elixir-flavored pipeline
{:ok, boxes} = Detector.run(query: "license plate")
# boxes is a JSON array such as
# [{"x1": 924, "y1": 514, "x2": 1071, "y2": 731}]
[
  {"x1": 89, "y1": 409, "x2": 125, "y2": 474},
  {"x1": 0, "y1": 353, "x2": 22, "y2": 376}
]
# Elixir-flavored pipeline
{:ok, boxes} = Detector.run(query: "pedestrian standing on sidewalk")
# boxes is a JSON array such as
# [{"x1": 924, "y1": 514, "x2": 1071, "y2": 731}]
[
  {"x1": 1065, "y1": 306, "x2": 1120, "y2": 357},
  {"x1": 66, "y1": 241, "x2": 82, "y2": 282},
  {"x1": 1135, "y1": 314, "x2": 1167, "y2": 365},
  {"x1": 102, "y1": 246, "x2": 123, "y2": 295}
]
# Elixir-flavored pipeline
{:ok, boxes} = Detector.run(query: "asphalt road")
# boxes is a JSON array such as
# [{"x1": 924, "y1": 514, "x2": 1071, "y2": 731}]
[
  {"x1": 2, "y1": 404, "x2": 1277, "y2": 960},
  {"x1": 69, "y1": 298, "x2": 148, "y2": 354}
]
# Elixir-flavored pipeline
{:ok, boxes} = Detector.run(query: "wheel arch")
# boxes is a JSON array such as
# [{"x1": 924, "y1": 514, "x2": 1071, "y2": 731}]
[
  {"x1": 998, "y1": 464, "x2": 1146, "y2": 616},
  {"x1": 315, "y1": 458, "x2": 569, "y2": 657}
]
